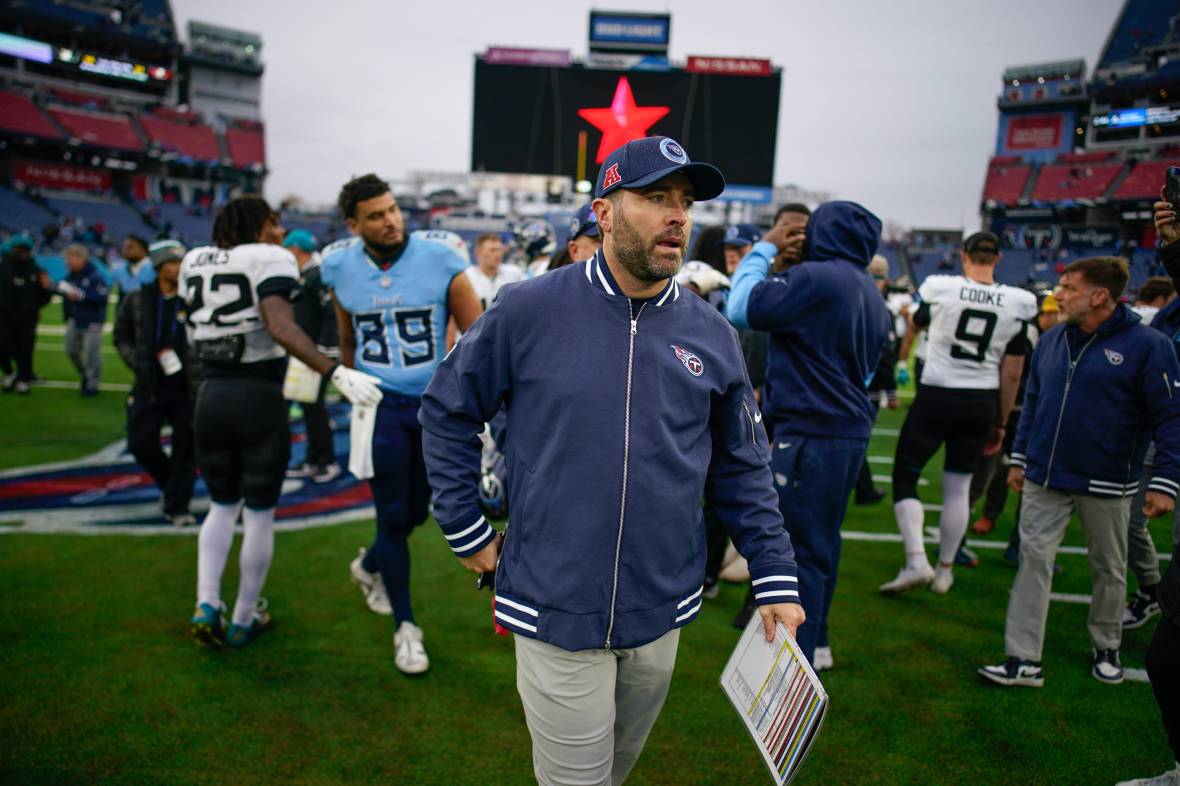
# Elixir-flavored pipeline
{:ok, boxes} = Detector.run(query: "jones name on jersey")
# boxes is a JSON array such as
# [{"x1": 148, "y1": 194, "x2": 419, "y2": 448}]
[
  {"x1": 179, "y1": 243, "x2": 300, "y2": 365},
  {"x1": 917, "y1": 274, "x2": 1038, "y2": 390}
]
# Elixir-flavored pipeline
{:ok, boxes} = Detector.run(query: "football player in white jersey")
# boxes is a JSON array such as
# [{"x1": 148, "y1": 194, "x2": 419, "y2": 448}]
[
  {"x1": 1131, "y1": 275, "x2": 1175, "y2": 324},
  {"x1": 464, "y1": 233, "x2": 524, "y2": 311},
  {"x1": 881, "y1": 232, "x2": 1038, "y2": 595},
  {"x1": 183, "y1": 196, "x2": 382, "y2": 648}
]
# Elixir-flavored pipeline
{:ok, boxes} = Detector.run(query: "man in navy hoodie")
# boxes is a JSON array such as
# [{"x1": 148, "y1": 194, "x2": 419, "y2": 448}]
[
  {"x1": 727, "y1": 201, "x2": 891, "y2": 668},
  {"x1": 420, "y1": 136, "x2": 802, "y2": 785},
  {"x1": 60, "y1": 243, "x2": 110, "y2": 397},
  {"x1": 980, "y1": 256, "x2": 1180, "y2": 689}
]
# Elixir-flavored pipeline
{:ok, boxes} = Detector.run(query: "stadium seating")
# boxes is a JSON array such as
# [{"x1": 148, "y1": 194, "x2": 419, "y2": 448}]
[
  {"x1": 140, "y1": 115, "x2": 221, "y2": 161},
  {"x1": 48, "y1": 107, "x2": 143, "y2": 152},
  {"x1": 0, "y1": 187, "x2": 58, "y2": 234},
  {"x1": 42, "y1": 193, "x2": 154, "y2": 241},
  {"x1": 1111, "y1": 158, "x2": 1180, "y2": 200},
  {"x1": 149, "y1": 202, "x2": 214, "y2": 247},
  {"x1": 1029, "y1": 163, "x2": 1123, "y2": 202},
  {"x1": 0, "y1": 91, "x2": 63, "y2": 140},
  {"x1": 1099, "y1": 0, "x2": 1172, "y2": 68},
  {"x1": 981, "y1": 161, "x2": 1031, "y2": 205},
  {"x1": 225, "y1": 126, "x2": 266, "y2": 168}
]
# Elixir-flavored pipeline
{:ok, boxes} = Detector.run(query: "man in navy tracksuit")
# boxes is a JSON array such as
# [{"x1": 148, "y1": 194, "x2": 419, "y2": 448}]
[
  {"x1": 420, "y1": 137, "x2": 802, "y2": 785},
  {"x1": 979, "y1": 256, "x2": 1180, "y2": 689},
  {"x1": 726, "y1": 201, "x2": 891, "y2": 667},
  {"x1": 61, "y1": 243, "x2": 110, "y2": 397}
]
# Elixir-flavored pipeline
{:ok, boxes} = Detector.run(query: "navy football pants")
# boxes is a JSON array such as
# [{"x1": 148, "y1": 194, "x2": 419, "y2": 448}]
[
  {"x1": 771, "y1": 434, "x2": 866, "y2": 664},
  {"x1": 360, "y1": 394, "x2": 432, "y2": 626}
]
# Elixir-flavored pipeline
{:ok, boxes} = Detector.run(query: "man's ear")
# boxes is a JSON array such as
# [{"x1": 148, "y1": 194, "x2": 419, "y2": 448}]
[
  {"x1": 592, "y1": 197, "x2": 611, "y2": 234},
  {"x1": 345, "y1": 217, "x2": 359, "y2": 237}
]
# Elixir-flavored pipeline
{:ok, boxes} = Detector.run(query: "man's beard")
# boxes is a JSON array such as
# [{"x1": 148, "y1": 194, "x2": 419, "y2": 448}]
[
  {"x1": 363, "y1": 226, "x2": 406, "y2": 259},
  {"x1": 612, "y1": 206, "x2": 686, "y2": 283}
]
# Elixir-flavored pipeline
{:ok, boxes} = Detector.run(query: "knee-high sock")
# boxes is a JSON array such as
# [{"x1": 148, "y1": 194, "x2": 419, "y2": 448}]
[
  {"x1": 894, "y1": 498, "x2": 928, "y2": 570},
  {"x1": 370, "y1": 527, "x2": 414, "y2": 625},
  {"x1": 938, "y1": 472, "x2": 973, "y2": 566},
  {"x1": 233, "y1": 506, "x2": 276, "y2": 626},
  {"x1": 197, "y1": 502, "x2": 239, "y2": 607}
]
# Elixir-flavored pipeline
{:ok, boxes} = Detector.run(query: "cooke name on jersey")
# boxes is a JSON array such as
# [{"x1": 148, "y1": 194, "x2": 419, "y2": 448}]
[{"x1": 959, "y1": 286, "x2": 1006, "y2": 307}]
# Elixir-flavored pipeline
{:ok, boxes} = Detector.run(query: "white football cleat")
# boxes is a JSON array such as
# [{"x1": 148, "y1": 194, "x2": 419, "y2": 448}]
[
  {"x1": 813, "y1": 646, "x2": 834, "y2": 671},
  {"x1": 350, "y1": 548, "x2": 392, "y2": 615},
  {"x1": 879, "y1": 563, "x2": 935, "y2": 595},
  {"x1": 1115, "y1": 763, "x2": 1180, "y2": 786},
  {"x1": 930, "y1": 566, "x2": 954, "y2": 594},
  {"x1": 394, "y1": 621, "x2": 430, "y2": 675}
]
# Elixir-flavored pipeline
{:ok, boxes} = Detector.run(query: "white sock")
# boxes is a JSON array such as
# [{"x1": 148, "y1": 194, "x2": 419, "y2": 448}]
[
  {"x1": 232, "y1": 506, "x2": 276, "y2": 626},
  {"x1": 938, "y1": 472, "x2": 973, "y2": 566},
  {"x1": 894, "y1": 498, "x2": 929, "y2": 570},
  {"x1": 197, "y1": 502, "x2": 240, "y2": 607}
]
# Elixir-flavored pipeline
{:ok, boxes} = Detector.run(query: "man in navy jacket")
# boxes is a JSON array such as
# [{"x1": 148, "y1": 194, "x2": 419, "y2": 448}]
[
  {"x1": 420, "y1": 136, "x2": 802, "y2": 785},
  {"x1": 980, "y1": 255, "x2": 1180, "y2": 689},
  {"x1": 61, "y1": 243, "x2": 110, "y2": 397},
  {"x1": 726, "y1": 201, "x2": 891, "y2": 667}
]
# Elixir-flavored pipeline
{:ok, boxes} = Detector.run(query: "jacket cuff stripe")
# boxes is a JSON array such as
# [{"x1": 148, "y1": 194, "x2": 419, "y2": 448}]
[{"x1": 448, "y1": 522, "x2": 496, "y2": 556}]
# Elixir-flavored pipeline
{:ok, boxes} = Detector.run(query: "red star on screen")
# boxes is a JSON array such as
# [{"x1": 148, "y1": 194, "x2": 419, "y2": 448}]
[{"x1": 577, "y1": 77, "x2": 670, "y2": 163}]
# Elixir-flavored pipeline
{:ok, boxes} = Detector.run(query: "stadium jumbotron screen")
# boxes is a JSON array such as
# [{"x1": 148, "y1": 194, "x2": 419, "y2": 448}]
[{"x1": 471, "y1": 59, "x2": 781, "y2": 188}]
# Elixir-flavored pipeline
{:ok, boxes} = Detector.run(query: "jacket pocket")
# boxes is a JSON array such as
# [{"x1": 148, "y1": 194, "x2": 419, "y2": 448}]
[{"x1": 508, "y1": 461, "x2": 534, "y2": 561}]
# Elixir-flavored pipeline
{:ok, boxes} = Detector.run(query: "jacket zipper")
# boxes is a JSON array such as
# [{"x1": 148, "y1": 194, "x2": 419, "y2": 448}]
[
  {"x1": 1044, "y1": 332, "x2": 1097, "y2": 483},
  {"x1": 605, "y1": 299, "x2": 648, "y2": 649},
  {"x1": 741, "y1": 400, "x2": 758, "y2": 449}
]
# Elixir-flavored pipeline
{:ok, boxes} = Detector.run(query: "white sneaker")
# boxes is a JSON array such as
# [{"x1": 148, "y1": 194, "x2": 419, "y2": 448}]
[
  {"x1": 311, "y1": 462, "x2": 342, "y2": 483},
  {"x1": 1115, "y1": 763, "x2": 1180, "y2": 786},
  {"x1": 813, "y1": 646, "x2": 834, "y2": 671},
  {"x1": 350, "y1": 548, "x2": 392, "y2": 615},
  {"x1": 879, "y1": 563, "x2": 935, "y2": 594},
  {"x1": 394, "y1": 621, "x2": 430, "y2": 674},
  {"x1": 930, "y1": 566, "x2": 954, "y2": 594}
]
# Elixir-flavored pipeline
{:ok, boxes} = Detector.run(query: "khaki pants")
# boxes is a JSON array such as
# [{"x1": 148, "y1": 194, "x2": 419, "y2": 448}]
[
  {"x1": 514, "y1": 629, "x2": 680, "y2": 786},
  {"x1": 1005, "y1": 481, "x2": 1129, "y2": 661}
]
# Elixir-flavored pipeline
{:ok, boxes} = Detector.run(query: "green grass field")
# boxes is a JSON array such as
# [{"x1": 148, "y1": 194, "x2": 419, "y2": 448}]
[{"x1": 1, "y1": 306, "x2": 1174, "y2": 784}]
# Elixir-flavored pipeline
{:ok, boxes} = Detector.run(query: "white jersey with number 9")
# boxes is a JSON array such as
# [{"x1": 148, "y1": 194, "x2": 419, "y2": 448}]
[
  {"x1": 917, "y1": 274, "x2": 1038, "y2": 390},
  {"x1": 178, "y1": 243, "x2": 300, "y2": 364}
]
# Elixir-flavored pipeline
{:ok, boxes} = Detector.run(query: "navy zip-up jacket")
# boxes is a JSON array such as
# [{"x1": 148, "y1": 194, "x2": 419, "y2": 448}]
[
  {"x1": 1011, "y1": 303, "x2": 1180, "y2": 500},
  {"x1": 726, "y1": 201, "x2": 890, "y2": 440},
  {"x1": 420, "y1": 251, "x2": 798, "y2": 652},
  {"x1": 62, "y1": 261, "x2": 109, "y2": 328}
]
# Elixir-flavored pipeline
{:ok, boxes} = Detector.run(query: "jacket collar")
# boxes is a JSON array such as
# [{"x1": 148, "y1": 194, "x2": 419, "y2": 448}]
[{"x1": 584, "y1": 248, "x2": 680, "y2": 307}]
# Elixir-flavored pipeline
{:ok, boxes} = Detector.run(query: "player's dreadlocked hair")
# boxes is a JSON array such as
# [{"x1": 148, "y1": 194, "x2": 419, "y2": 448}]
[
  {"x1": 212, "y1": 195, "x2": 277, "y2": 249},
  {"x1": 338, "y1": 173, "x2": 391, "y2": 220}
]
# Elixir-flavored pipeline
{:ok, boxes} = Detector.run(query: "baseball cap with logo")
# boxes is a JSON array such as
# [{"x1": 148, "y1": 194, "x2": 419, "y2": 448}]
[
  {"x1": 720, "y1": 223, "x2": 763, "y2": 248},
  {"x1": 963, "y1": 231, "x2": 1001, "y2": 255},
  {"x1": 594, "y1": 136, "x2": 726, "y2": 200},
  {"x1": 568, "y1": 203, "x2": 600, "y2": 240}
]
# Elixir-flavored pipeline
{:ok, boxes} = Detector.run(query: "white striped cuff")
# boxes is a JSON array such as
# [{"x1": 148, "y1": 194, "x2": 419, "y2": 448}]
[
  {"x1": 442, "y1": 515, "x2": 496, "y2": 556},
  {"x1": 1148, "y1": 476, "x2": 1179, "y2": 498},
  {"x1": 1010, "y1": 452, "x2": 1027, "y2": 468},
  {"x1": 749, "y1": 572, "x2": 800, "y2": 606}
]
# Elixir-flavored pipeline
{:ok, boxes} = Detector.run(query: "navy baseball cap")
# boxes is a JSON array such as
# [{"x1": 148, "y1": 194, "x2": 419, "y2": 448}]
[
  {"x1": 594, "y1": 136, "x2": 726, "y2": 200},
  {"x1": 720, "y1": 223, "x2": 762, "y2": 248},
  {"x1": 569, "y1": 204, "x2": 600, "y2": 240}
]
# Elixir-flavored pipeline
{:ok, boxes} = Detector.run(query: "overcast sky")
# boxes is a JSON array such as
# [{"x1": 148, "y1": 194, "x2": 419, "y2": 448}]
[{"x1": 171, "y1": 0, "x2": 1116, "y2": 231}]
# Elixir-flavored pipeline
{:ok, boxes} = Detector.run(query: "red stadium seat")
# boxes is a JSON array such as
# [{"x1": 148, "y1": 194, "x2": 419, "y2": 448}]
[
  {"x1": 1057, "y1": 151, "x2": 1117, "y2": 164},
  {"x1": 1112, "y1": 159, "x2": 1180, "y2": 200},
  {"x1": 981, "y1": 161, "x2": 1031, "y2": 205},
  {"x1": 0, "y1": 91, "x2": 62, "y2": 139},
  {"x1": 140, "y1": 115, "x2": 220, "y2": 161},
  {"x1": 49, "y1": 107, "x2": 143, "y2": 152},
  {"x1": 1030, "y1": 163, "x2": 1122, "y2": 202},
  {"x1": 225, "y1": 126, "x2": 266, "y2": 168}
]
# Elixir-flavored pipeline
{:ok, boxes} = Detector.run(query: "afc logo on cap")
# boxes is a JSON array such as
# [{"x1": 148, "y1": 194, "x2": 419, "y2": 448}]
[
  {"x1": 659, "y1": 138, "x2": 688, "y2": 164},
  {"x1": 602, "y1": 163, "x2": 622, "y2": 191}
]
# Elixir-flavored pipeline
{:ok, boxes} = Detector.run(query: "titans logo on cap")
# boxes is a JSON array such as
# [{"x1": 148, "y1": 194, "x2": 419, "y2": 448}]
[{"x1": 660, "y1": 138, "x2": 688, "y2": 164}]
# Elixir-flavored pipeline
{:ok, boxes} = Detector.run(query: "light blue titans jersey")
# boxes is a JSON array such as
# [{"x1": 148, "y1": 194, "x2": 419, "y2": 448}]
[{"x1": 321, "y1": 237, "x2": 466, "y2": 396}]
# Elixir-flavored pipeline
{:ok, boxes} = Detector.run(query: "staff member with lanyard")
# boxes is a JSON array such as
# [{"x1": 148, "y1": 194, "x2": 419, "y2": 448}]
[{"x1": 114, "y1": 240, "x2": 199, "y2": 527}]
